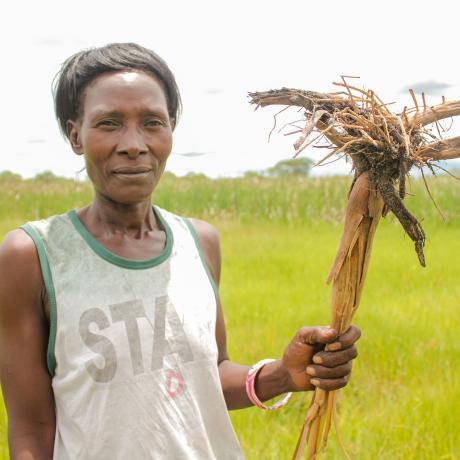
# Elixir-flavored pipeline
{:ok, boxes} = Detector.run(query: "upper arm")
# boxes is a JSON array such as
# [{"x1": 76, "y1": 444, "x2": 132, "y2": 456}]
[
  {"x1": 0, "y1": 230, "x2": 55, "y2": 449},
  {"x1": 188, "y1": 219, "x2": 228, "y2": 363},
  {"x1": 188, "y1": 218, "x2": 221, "y2": 286}
]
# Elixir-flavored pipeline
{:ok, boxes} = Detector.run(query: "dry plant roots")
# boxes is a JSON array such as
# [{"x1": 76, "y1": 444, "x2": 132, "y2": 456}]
[
  {"x1": 249, "y1": 80, "x2": 460, "y2": 266},
  {"x1": 248, "y1": 79, "x2": 460, "y2": 459}
]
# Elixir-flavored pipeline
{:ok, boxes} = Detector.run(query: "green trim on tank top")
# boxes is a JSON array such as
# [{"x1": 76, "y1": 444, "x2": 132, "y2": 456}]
[
  {"x1": 20, "y1": 223, "x2": 58, "y2": 376},
  {"x1": 67, "y1": 205, "x2": 174, "y2": 270},
  {"x1": 183, "y1": 218, "x2": 219, "y2": 300}
]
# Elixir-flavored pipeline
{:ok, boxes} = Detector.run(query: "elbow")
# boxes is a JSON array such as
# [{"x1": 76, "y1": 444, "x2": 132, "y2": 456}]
[{"x1": 8, "y1": 422, "x2": 55, "y2": 460}]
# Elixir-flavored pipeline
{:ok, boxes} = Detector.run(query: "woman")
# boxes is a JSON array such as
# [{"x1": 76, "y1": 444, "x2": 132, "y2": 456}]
[{"x1": 0, "y1": 43, "x2": 360, "y2": 459}]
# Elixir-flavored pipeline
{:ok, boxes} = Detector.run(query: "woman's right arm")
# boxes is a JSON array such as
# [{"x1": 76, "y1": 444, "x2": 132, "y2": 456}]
[{"x1": 0, "y1": 230, "x2": 56, "y2": 459}]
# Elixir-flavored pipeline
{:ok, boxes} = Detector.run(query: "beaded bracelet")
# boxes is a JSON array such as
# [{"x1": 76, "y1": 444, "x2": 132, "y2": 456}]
[{"x1": 245, "y1": 358, "x2": 293, "y2": 411}]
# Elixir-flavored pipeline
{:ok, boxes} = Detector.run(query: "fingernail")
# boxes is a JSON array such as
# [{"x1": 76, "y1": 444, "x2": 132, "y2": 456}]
[
  {"x1": 306, "y1": 367, "x2": 315, "y2": 376},
  {"x1": 313, "y1": 355, "x2": 322, "y2": 364},
  {"x1": 310, "y1": 379, "x2": 320, "y2": 386},
  {"x1": 328, "y1": 342, "x2": 341, "y2": 351}
]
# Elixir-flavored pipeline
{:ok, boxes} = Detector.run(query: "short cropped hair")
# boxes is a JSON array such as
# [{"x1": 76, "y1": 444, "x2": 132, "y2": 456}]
[{"x1": 53, "y1": 42, "x2": 182, "y2": 138}]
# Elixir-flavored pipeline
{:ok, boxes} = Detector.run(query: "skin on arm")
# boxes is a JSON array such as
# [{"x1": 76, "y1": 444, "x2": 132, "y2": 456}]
[
  {"x1": 189, "y1": 218, "x2": 361, "y2": 410},
  {"x1": 0, "y1": 230, "x2": 56, "y2": 459}
]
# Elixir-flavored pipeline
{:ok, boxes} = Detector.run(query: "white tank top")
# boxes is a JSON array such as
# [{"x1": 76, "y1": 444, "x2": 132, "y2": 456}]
[{"x1": 22, "y1": 206, "x2": 244, "y2": 460}]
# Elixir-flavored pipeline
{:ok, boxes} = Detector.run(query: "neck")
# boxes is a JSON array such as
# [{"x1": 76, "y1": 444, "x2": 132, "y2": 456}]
[{"x1": 82, "y1": 193, "x2": 158, "y2": 236}]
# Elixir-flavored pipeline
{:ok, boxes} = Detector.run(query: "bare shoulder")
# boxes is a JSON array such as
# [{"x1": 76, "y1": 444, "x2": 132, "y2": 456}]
[
  {"x1": 187, "y1": 218, "x2": 221, "y2": 285},
  {"x1": 0, "y1": 228, "x2": 44, "y2": 312},
  {"x1": 188, "y1": 218, "x2": 220, "y2": 250},
  {"x1": 0, "y1": 228, "x2": 41, "y2": 274}
]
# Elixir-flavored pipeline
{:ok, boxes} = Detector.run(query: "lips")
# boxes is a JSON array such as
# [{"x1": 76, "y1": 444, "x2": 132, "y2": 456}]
[{"x1": 113, "y1": 166, "x2": 153, "y2": 175}]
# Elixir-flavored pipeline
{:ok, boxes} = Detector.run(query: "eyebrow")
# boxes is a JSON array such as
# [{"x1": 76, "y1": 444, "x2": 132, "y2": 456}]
[{"x1": 89, "y1": 108, "x2": 169, "y2": 119}]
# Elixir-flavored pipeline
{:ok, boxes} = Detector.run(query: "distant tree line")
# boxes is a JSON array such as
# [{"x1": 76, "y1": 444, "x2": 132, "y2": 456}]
[
  {"x1": 1, "y1": 157, "x2": 459, "y2": 182},
  {"x1": 0, "y1": 158, "x2": 314, "y2": 183},
  {"x1": 245, "y1": 157, "x2": 313, "y2": 178},
  {"x1": 0, "y1": 170, "x2": 68, "y2": 182}
]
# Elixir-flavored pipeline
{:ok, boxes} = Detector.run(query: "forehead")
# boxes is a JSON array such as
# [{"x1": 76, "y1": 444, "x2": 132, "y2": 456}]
[{"x1": 82, "y1": 71, "x2": 168, "y2": 114}]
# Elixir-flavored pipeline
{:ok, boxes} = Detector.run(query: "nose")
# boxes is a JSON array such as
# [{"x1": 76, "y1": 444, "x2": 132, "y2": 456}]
[{"x1": 116, "y1": 126, "x2": 148, "y2": 158}]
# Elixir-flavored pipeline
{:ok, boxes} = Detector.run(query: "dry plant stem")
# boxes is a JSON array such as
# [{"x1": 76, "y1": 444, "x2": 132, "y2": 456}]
[
  {"x1": 407, "y1": 100, "x2": 460, "y2": 128},
  {"x1": 416, "y1": 136, "x2": 460, "y2": 161},
  {"x1": 374, "y1": 176, "x2": 426, "y2": 266},
  {"x1": 249, "y1": 89, "x2": 349, "y2": 147},
  {"x1": 248, "y1": 83, "x2": 460, "y2": 460},
  {"x1": 293, "y1": 173, "x2": 384, "y2": 460}
]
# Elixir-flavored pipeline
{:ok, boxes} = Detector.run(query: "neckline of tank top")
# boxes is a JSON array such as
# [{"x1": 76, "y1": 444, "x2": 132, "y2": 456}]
[{"x1": 66, "y1": 205, "x2": 174, "y2": 270}]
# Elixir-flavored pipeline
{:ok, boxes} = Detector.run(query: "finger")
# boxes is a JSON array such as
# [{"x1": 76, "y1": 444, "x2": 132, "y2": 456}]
[
  {"x1": 306, "y1": 362, "x2": 352, "y2": 379},
  {"x1": 313, "y1": 346, "x2": 358, "y2": 368},
  {"x1": 310, "y1": 374, "x2": 351, "y2": 391},
  {"x1": 327, "y1": 326, "x2": 362, "y2": 351},
  {"x1": 298, "y1": 326, "x2": 338, "y2": 346}
]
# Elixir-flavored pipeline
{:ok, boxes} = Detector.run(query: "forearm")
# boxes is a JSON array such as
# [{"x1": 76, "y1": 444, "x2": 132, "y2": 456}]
[
  {"x1": 218, "y1": 359, "x2": 292, "y2": 410},
  {"x1": 9, "y1": 423, "x2": 55, "y2": 460}
]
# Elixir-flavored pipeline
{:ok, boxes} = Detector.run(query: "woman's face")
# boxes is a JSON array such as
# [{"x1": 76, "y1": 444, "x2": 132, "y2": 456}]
[{"x1": 68, "y1": 70, "x2": 173, "y2": 205}]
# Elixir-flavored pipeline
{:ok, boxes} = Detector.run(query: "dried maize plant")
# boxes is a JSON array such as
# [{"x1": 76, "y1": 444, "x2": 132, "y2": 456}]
[{"x1": 248, "y1": 78, "x2": 460, "y2": 459}]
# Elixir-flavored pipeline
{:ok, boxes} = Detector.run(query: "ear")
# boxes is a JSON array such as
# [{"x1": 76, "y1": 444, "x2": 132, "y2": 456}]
[{"x1": 67, "y1": 120, "x2": 84, "y2": 155}]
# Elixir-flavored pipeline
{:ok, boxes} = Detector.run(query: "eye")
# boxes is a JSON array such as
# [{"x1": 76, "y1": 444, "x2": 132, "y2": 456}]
[
  {"x1": 144, "y1": 118, "x2": 164, "y2": 128},
  {"x1": 95, "y1": 119, "x2": 119, "y2": 129}
]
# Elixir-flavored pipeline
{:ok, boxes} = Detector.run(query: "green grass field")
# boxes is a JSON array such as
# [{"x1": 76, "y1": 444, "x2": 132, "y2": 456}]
[{"x1": 0, "y1": 173, "x2": 459, "y2": 459}]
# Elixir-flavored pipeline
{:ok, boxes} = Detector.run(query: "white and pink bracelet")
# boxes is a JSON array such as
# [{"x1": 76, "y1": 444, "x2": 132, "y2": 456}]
[{"x1": 245, "y1": 359, "x2": 293, "y2": 411}]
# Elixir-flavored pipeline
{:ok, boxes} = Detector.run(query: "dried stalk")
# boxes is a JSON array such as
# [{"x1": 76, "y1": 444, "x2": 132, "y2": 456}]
[
  {"x1": 407, "y1": 100, "x2": 460, "y2": 128},
  {"x1": 292, "y1": 173, "x2": 383, "y2": 460},
  {"x1": 415, "y1": 136, "x2": 460, "y2": 161},
  {"x1": 248, "y1": 80, "x2": 460, "y2": 459}
]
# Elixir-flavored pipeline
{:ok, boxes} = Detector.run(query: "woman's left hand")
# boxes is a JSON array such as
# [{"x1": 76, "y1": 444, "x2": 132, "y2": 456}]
[{"x1": 281, "y1": 325, "x2": 361, "y2": 392}]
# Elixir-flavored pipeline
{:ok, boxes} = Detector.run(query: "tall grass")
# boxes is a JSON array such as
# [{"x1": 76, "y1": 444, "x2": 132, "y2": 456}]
[
  {"x1": 221, "y1": 221, "x2": 460, "y2": 459},
  {"x1": 0, "y1": 173, "x2": 459, "y2": 459},
  {"x1": 1, "y1": 172, "x2": 459, "y2": 227}
]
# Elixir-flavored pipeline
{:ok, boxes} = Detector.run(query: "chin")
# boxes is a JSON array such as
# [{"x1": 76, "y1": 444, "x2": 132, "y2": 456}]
[{"x1": 104, "y1": 185, "x2": 155, "y2": 206}]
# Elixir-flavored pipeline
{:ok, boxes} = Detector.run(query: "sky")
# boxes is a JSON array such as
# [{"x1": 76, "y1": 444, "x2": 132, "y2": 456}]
[{"x1": 1, "y1": 0, "x2": 460, "y2": 179}]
